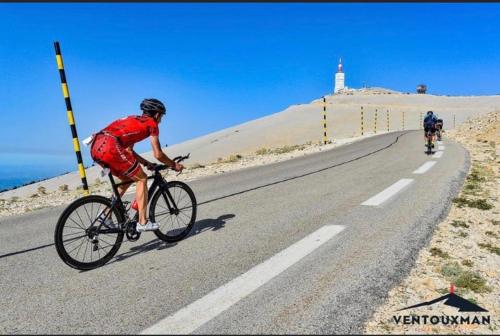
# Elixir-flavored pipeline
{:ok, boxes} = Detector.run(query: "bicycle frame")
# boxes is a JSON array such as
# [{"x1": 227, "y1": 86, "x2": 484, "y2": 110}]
[{"x1": 92, "y1": 169, "x2": 178, "y2": 234}]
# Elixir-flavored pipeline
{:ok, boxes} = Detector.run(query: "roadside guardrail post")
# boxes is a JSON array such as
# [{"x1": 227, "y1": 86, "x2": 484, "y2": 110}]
[
  {"x1": 374, "y1": 108, "x2": 378, "y2": 134},
  {"x1": 322, "y1": 96, "x2": 328, "y2": 145},
  {"x1": 361, "y1": 106, "x2": 364, "y2": 136},
  {"x1": 386, "y1": 109, "x2": 389, "y2": 132},
  {"x1": 54, "y1": 41, "x2": 89, "y2": 195},
  {"x1": 402, "y1": 111, "x2": 405, "y2": 131}
]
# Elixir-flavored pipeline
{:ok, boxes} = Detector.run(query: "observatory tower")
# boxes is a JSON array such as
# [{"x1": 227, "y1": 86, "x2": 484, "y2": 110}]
[{"x1": 334, "y1": 58, "x2": 345, "y2": 94}]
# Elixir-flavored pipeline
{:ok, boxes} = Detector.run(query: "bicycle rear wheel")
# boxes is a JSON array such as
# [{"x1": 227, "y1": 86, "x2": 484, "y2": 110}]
[
  {"x1": 150, "y1": 181, "x2": 197, "y2": 243},
  {"x1": 427, "y1": 135, "x2": 433, "y2": 154},
  {"x1": 54, "y1": 195, "x2": 124, "y2": 270}
]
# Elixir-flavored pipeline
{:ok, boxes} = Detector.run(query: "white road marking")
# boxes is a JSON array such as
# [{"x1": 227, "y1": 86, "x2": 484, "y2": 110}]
[
  {"x1": 433, "y1": 151, "x2": 444, "y2": 159},
  {"x1": 140, "y1": 225, "x2": 345, "y2": 335},
  {"x1": 437, "y1": 141, "x2": 443, "y2": 145},
  {"x1": 361, "y1": 178, "x2": 414, "y2": 206},
  {"x1": 413, "y1": 161, "x2": 437, "y2": 174},
  {"x1": 438, "y1": 145, "x2": 445, "y2": 150}
]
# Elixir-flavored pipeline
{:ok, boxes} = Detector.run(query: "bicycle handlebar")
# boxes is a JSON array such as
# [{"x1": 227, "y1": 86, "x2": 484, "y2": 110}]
[
  {"x1": 151, "y1": 153, "x2": 190, "y2": 173},
  {"x1": 172, "y1": 153, "x2": 190, "y2": 163}
]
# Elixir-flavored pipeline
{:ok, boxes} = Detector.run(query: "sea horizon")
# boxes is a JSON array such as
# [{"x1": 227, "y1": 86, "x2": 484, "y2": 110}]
[
  {"x1": 0, "y1": 153, "x2": 89, "y2": 192},
  {"x1": 0, "y1": 165, "x2": 74, "y2": 191}
]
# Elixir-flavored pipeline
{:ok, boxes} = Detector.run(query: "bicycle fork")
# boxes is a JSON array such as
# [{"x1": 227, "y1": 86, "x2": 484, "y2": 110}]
[{"x1": 159, "y1": 181, "x2": 179, "y2": 216}]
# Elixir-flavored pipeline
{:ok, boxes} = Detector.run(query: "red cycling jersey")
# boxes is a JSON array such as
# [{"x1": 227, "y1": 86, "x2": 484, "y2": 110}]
[
  {"x1": 90, "y1": 115, "x2": 159, "y2": 179},
  {"x1": 101, "y1": 115, "x2": 159, "y2": 148}
]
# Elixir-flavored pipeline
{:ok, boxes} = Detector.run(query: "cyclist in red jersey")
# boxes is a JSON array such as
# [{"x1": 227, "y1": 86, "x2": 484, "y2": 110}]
[{"x1": 90, "y1": 98, "x2": 184, "y2": 232}]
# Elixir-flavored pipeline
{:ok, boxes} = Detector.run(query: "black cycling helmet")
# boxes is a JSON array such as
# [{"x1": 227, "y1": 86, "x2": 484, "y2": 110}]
[
  {"x1": 427, "y1": 110, "x2": 433, "y2": 115},
  {"x1": 140, "y1": 98, "x2": 166, "y2": 115}
]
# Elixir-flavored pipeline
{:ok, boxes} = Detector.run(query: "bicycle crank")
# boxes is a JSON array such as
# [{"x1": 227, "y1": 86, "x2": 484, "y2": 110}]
[{"x1": 125, "y1": 221, "x2": 141, "y2": 241}]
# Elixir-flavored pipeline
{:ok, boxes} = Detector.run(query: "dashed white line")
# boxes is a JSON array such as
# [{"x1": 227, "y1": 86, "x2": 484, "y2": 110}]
[
  {"x1": 438, "y1": 145, "x2": 445, "y2": 150},
  {"x1": 361, "y1": 178, "x2": 414, "y2": 206},
  {"x1": 140, "y1": 225, "x2": 345, "y2": 335},
  {"x1": 413, "y1": 161, "x2": 437, "y2": 174},
  {"x1": 433, "y1": 151, "x2": 444, "y2": 159}
]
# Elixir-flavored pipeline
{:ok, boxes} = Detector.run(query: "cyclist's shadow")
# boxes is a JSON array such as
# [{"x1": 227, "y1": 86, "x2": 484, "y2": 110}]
[
  {"x1": 189, "y1": 213, "x2": 235, "y2": 237},
  {"x1": 103, "y1": 214, "x2": 236, "y2": 268}
]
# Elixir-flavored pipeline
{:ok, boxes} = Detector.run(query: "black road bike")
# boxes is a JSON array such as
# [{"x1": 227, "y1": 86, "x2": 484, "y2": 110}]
[
  {"x1": 436, "y1": 127, "x2": 443, "y2": 142},
  {"x1": 54, "y1": 154, "x2": 196, "y2": 270}
]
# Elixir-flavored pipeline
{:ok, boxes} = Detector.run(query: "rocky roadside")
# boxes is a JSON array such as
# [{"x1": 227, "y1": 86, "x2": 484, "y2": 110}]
[
  {"x1": 364, "y1": 110, "x2": 499, "y2": 334},
  {"x1": 0, "y1": 133, "x2": 382, "y2": 219}
]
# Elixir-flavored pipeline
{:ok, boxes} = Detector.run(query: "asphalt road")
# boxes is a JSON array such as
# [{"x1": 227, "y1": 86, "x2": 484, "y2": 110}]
[{"x1": 0, "y1": 130, "x2": 469, "y2": 334}]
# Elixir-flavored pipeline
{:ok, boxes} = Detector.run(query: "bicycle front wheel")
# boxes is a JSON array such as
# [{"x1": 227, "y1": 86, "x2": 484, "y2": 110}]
[
  {"x1": 150, "y1": 181, "x2": 197, "y2": 243},
  {"x1": 54, "y1": 195, "x2": 124, "y2": 270}
]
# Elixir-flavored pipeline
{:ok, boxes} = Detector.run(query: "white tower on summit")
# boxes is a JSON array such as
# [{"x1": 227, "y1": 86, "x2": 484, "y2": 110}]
[{"x1": 334, "y1": 58, "x2": 345, "y2": 94}]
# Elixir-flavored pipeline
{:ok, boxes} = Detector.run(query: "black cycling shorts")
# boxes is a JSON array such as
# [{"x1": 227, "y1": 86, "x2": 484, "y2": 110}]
[{"x1": 424, "y1": 126, "x2": 436, "y2": 134}]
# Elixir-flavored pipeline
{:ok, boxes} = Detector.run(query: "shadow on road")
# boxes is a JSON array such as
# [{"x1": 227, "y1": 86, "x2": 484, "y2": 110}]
[
  {"x1": 188, "y1": 213, "x2": 235, "y2": 237},
  {"x1": 97, "y1": 214, "x2": 236, "y2": 270},
  {"x1": 0, "y1": 242, "x2": 55, "y2": 260},
  {"x1": 106, "y1": 238, "x2": 177, "y2": 266}
]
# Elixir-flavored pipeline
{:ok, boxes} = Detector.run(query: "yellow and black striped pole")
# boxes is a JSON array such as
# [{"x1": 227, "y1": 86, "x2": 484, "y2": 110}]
[
  {"x1": 386, "y1": 109, "x2": 390, "y2": 132},
  {"x1": 374, "y1": 108, "x2": 378, "y2": 134},
  {"x1": 360, "y1": 106, "x2": 364, "y2": 136},
  {"x1": 402, "y1": 111, "x2": 405, "y2": 131},
  {"x1": 322, "y1": 97, "x2": 328, "y2": 144},
  {"x1": 54, "y1": 41, "x2": 89, "y2": 195}
]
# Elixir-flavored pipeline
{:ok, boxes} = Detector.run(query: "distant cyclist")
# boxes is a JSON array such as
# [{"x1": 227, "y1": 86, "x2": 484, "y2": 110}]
[
  {"x1": 89, "y1": 99, "x2": 184, "y2": 232},
  {"x1": 423, "y1": 110, "x2": 438, "y2": 147},
  {"x1": 435, "y1": 117, "x2": 444, "y2": 140}
]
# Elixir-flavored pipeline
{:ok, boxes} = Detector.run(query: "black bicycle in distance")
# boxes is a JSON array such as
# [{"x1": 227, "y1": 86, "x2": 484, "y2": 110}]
[{"x1": 54, "y1": 154, "x2": 197, "y2": 270}]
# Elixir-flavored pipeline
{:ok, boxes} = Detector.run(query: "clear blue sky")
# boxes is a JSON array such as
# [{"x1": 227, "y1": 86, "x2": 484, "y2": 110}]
[{"x1": 0, "y1": 3, "x2": 499, "y2": 176}]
